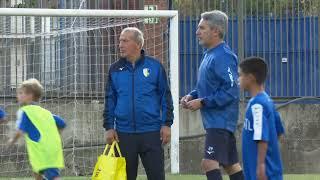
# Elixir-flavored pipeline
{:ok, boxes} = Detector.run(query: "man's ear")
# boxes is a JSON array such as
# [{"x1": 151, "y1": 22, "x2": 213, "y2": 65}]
[
  {"x1": 137, "y1": 43, "x2": 143, "y2": 50},
  {"x1": 211, "y1": 27, "x2": 220, "y2": 38}
]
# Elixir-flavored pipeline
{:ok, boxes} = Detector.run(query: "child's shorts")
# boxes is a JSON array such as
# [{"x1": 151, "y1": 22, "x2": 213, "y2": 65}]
[{"x1": 39, "y1": 168, "x2": 60, "y2": 180}]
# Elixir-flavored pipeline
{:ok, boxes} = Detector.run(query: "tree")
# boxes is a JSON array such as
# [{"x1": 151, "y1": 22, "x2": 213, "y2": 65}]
[
  {"x1": 172, "y1": 0, "x2": 320, "y2": 17},
  {"x1": 12, "y1": 0, "x2": 58, "y2": 8}
]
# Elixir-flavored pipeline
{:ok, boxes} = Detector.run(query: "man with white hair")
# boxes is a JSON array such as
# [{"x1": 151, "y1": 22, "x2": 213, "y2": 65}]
[
  {"x1": 181, "y1": 11, "x2": 244, "y2": 180},
  {"x1": 103, "y1": 27, "x2": 173, "y2": 180}
]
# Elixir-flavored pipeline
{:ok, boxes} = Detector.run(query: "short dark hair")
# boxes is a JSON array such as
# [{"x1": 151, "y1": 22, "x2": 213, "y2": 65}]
[{"x1": 239, "y1": 57, "x2": 268, "y2": 85}]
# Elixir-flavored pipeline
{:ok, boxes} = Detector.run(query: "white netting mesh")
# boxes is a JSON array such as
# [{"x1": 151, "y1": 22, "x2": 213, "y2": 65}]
[{"x1": 0, "y1": 14, "x2": 171, "y2": 177}]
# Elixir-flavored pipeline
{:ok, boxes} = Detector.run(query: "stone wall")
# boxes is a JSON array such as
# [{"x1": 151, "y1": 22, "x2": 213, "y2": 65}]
[
  {"x1": 179, "y1": 102, "x2": 320, "y2": 174},
  {"x1": 0, "y1": 100, "x2": 319, "y2": 176}
]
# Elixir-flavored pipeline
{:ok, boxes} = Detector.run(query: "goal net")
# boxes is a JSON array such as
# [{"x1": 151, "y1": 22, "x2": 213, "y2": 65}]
[{"x1": 0, "y1": 8, "x2": 179, "y2": 177}]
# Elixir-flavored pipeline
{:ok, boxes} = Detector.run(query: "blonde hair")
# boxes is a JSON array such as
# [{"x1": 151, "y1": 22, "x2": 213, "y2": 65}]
[{"x1": 18, "y1": 78, "x2": 43, "y2": 101}]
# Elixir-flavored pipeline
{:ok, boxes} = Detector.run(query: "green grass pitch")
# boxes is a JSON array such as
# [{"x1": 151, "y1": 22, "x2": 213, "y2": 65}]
[{"x1": 1, "y1": 174, "x2": 320, "y2": 180}]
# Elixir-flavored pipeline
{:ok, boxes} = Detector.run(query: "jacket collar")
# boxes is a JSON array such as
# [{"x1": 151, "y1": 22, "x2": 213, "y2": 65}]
[
  {"x1": 204, "y1": 41, "x2": 225, "y2": 54},
  {"x1": 120, "y1": 50, "x2": 145, "y2": 69}
]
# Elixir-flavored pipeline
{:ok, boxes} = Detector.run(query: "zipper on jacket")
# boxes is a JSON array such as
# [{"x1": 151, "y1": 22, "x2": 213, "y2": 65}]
[{"x1": 132, "y1": 69, "x2": 136, "y2": 132}]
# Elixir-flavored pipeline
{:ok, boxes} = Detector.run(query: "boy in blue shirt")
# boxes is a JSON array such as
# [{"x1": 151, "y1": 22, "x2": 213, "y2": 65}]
[{"x1": 239, "y1": 57, "x2": 284, "y2": 180}]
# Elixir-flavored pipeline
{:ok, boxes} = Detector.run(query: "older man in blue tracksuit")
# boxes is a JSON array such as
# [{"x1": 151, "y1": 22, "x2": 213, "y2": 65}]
[
  {"x1": 103, "y1": 27, "x2": 173, "y2": 180},
  {"x1": 181, "y1": 11, "x2": 244, "y2": 180}
]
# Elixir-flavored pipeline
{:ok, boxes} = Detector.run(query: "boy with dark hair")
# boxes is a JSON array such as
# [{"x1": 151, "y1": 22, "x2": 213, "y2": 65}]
[
  {"x1": 8, "y1": 78, "x2": 66, "y2": 180},
  {"x1": 239, "y1": 57, "x2": 284, "y2": 180}
]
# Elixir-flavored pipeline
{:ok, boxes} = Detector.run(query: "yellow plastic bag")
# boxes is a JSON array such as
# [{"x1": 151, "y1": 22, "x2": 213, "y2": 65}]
[{"x1": 92, "y1": 141, "x2": 127, "y2": 180}]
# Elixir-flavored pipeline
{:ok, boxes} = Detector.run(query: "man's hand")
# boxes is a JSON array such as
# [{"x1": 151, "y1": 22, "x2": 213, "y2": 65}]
[
  {"x1": 105, "y1": 129, "x2": 119, "y2": 144},
  {"x1": 186, "y1": 98, "x2": 203, "y2": 111},
  {"x1": 180, "y1": 95, "x2": 193, "y2": 109},
  {"x1": 257, "y1": 163, "x2": 267, "y2": 180},
  {"x1": 160, "y1": 126, "x2": 171, "y2": 145}
]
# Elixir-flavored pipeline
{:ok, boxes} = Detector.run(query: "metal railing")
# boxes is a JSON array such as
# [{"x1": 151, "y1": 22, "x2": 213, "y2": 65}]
[
  {"x1": 174, "y1": 0, "x2": 320, "y2": 98},
  {"x1": 1, "y1": 0, "x2": 319, "y2": 98}
]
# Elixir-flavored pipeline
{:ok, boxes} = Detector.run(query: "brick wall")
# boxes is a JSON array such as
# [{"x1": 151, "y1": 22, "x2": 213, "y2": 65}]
[
  {"x1": 86, "y1": 0, "x2": 170, "y2": 90},
  {"x1": 97, "y1": 0, "x2": 170, "y2": 65},
  {"x1": 142, "y1": 0, "x2": 169, "y2": 65}
]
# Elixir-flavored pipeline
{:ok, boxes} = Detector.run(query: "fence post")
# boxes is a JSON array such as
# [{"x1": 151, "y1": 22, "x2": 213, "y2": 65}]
[
  {"x1": 237, "y1": 0, "x2": 245, "y2": 100},
  {"x1": 318, "y1": 9, "x2": 320, "y2": 94}
]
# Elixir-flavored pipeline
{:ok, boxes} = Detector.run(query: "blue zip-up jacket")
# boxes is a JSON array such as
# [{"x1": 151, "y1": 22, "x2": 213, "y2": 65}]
[
  {"x1": 190, "y1": 42, "x2": 239, "y2": 132},
  {"x1": 103, "y1": 50, "x2": 174, "y2": 133}
]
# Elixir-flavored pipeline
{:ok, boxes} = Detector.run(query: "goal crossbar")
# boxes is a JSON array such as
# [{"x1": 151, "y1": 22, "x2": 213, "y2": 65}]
[
  {"x1": 0, "y1": 8, "x2": 178, "y2": 17},
  {"x1": 0, "y1": 8, "x2": 180, "y2": 174}
]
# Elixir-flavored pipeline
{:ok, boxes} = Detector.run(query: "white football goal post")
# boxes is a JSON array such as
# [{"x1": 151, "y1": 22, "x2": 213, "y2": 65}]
[{"x1": 0, "y1": 8, "x2": 179, "y2": 176}]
